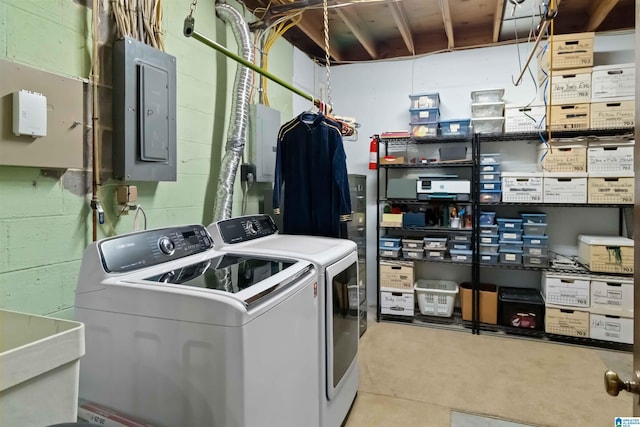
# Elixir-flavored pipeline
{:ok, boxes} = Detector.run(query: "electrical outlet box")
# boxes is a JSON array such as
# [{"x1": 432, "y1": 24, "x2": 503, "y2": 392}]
[
  {"x1": 241, "y1": 163, "x2": 257, "y2": 182},
  {"x1": 13, "y1": 90, "x2": 47, "y2": 138},
  {"x1": 116, "y1": 185, "x2": 138, "y2": 205}
]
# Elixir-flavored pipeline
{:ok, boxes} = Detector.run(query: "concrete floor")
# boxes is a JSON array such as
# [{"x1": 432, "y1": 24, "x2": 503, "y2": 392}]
[{"x1": 344, "y1": 310, "x2": 633, "y2": 427}]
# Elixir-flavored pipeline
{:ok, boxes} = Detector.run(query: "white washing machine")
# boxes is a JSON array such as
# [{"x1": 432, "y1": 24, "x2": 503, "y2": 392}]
[
  {"x1": 208, "y1": 215, "x2": 360, "y2": 427},
  {"x1": 75, "y1": 223, "x2": 321, "y2": 427}
]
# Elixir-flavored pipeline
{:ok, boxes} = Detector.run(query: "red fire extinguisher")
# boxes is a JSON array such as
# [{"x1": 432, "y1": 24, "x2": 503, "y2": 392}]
[{"x1": 369, "y1": 136, "x2": 378, "y2": 170}]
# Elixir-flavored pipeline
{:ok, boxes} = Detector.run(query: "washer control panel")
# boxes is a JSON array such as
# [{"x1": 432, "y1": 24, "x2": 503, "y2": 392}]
[
  {"x1": 213, "y1": 215, "x2": 278, "y2": 245},
  {"x1": 98, "y1": 224, "x2": 213, "y2": 273}
]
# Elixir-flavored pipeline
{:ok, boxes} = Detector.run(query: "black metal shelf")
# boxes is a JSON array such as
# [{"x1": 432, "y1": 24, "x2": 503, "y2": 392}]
[
  {"x1": 478, "y1": 128, "x2": 634, "y2": 142},
  {"x1": 479, "y1": 202, "x2": 632, "y2": 208},
  {"x1": 379, "y1": 256, "x2": 472, "y2": 266},
  {"x1": 380, "y1": 199, "x2": 473, "y2": 204},
  {"x1": 478, "y1": 262, "x2": 633, "y2": 277},
  {"x1": 379, "y1": 308, "x2": 469, "y2": 331},
  {"x1": 381, "y1": 226, "x2": 473, "y2": 233},
  {"x1": 380, "y1": 135, "x2": 471, "y2": 145},
  {"x1": 380, "y1": 161, "x2": 473, "y2": 168}
]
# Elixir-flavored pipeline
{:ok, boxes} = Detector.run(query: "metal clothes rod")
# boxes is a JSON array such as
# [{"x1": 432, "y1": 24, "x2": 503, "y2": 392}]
[{"x1": 184, "y1": 16, "x2": 316, "y2": 104}]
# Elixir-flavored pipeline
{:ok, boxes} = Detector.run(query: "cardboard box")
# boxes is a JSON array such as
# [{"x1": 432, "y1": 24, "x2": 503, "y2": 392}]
[
  {"x1": 588, "y1": 173, "x2": 634, "y2": 204},
  {"x1": 591, "y1": 63, "x2": 635, "y2": 100},
  {"x1": 590, "y1": 99, "x2": 635, "y2": 129},
  {"x1": 547, "y1": 68, "x2": 592, "y2": 105},
  {"x1": 379, "y1": 261, "x2": 414, "y2": 290},
  {"x1": 590, "y1": 277, "x2": 634, "y2": 317},
  {"x1": 505, "y1": 104, "x2": 546, "y2": 133},
  {"x1": 380, "y1": 288, "x2": 414, "y2": 316},
  {"x1": 537, "y1": 32, "x2": 594, "y2": 76},
  {"x1": 545, "y1": 307, "x2": 589, "y2": 338},
  {"x1": 537, "y1": 141, "x2": 587, "y2": 172},
  {"x1": 578, "y1": 235, "x2": 634, "y2": 274},
  {"x1": 380, "y1": 155, "x2": 405, "y2": 165},
  {"x1": 587, "y1": 140, "x2": 634, "y2": 173},
  {"x1": 590, "y1": 313, "x2": 633, "y2": 344},
  {"x1": 501, "y1": 172, "x2": 543, "y2": 203},
  {"x1": 543, "y1": 173, "x2": 587, "y2": 204},
  {"x1": 548, "y1": 103, "x2": 590, "y2": 131},
  {"x1": 381, "y1": 213, "x2": 403, "y2": 228},
  {"x1": 542, "y1": 272, "x2": 590, "y2": 308},
  {"x1": 460, "y1": 282, "x2": 498, "y2": 324}
]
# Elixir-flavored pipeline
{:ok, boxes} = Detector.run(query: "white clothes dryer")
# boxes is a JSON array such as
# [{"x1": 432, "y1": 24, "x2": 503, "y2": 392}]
[
  {"x1": 208, "y1": 215, "x2": 360, "y2": 427},
  {"x1": 75, "y1": 223, "x2": 321, "y2": 427}
]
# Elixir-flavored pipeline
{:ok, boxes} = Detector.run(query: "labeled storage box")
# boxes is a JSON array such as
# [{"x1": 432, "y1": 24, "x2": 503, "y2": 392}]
[
  {"x1": 499, "y1": 229, "x2": 523, "y2": 242},
  {"x1": 410, "y1": 123, "x2": 438, "y2": 138},
  {"x1": 537, "y1": 32, "x2": 594, "y2": 73},
  {"x1": 379, "y1": 246, "x2": 401, "y2": 258},
  {"x1": 524, "y1": 245, "x2": 548, "y2": 256},
  {"x1": 402, "y1": 238, "x2": 423, "y2": 249},
  {"x1": 548, "y1": 68, "x2": 592, "y2": 104},
  {"x1": 505, "y1": 104, "x2": 546, "y2": 133},
  {"x1": 410, "y1": 107, "x2": 440, "y2": 124},
  {"x1": 450, "y1": 249, "x2": 472, "y2": 263},
  {"x1": 380, "y1": 288, "x2": 415, "y2": 317},
  {"x1": 537, "y1": 141, "x2": 587, "y2": 172},
  {"x1": 0, "y1": 309, "x2": 85, "y2": 427},
  {"x1": 481, "y1": 181, "x2": 501, "y2": 191},
  {"x1": 545, "y1": 308, "x2": 590, "y2": 338},
  {"x1": 587, "y1": 140, "x2": 634, "y2": 173},
  {"x1": 501, "y1": 172, "x2": 543, "y2": 203},
  {"x1": 521, "y1": 213, "x2": 547, "y2": 224},
  {"x1": 591, "y1": 63, "x2": 635, "y2": 100},
  {"x1": 448, "y1": 241, "x2": 471, "y2": 251},
  {"x1": 460, "y1": 282, "x2": 498, "y2": 324},
  {"x1": 424, "y1": 236, "x2": 448, "y2": 249},
  {"x1": 522, "y1": 223, "x2": 547, "y2": 235},
  {"x1": 578, "y1": 235, "x2": 634, "y2": 274},
  {"x1": 481, "y1": 172, "x2": 501, "y2": 182},
  {"x1": 380, "y1": 236, "x2": 402, "y2": 248},
  {"x1": 499, "y1": 240, "x2": 524, "y2": 252},
  {"x1": 590, "y1": 99, "x2": 635, "y2": 129},
  {"x1": 380, "y1": 260, "x2": 415, "y2": 290},
  {"x1": 590, "y1": 313, "x2": 633, "y2": 344},
  {"x1": 410, "y1": 92, "x2": 440, "y2": 109},
  {"x1": 543, "y1": 172, "x2": 587, "y2": 203},
  {"x1": 480, "y1": 225, "x2": 498, "y2": 235},
  {"x1": 480, "y1": 234, "x2": 499, "y2": 245},
  {"x1": 480, "y1": 253, "x2": 499, "y2": 264},
  {"x1": 480, "y1": 243, "x2": 499, "y2": 254},
  {"x1": 439, "y1": 119, "x2": 471, "y2": 136},
  {"x1": 590, "y1": 277, "x2": 634, "y2": 317},
  {"x1": 499, "y1": 287, "x2": 545, "y2": 330},
  {"x1": 588, "y1": 173, "x2": 634, "y2": 204},
  {"x1": 497, "y1": 218, "x2": 523, "y2": 229},
  {"x1": 542, "y1": 272, "x2": 590, "y2": 308},
  {"x1": 547, "y1": 103, "x2": 590, "y2": 131},
  {"x1": 523, "y1": 254, "x2": 549, "y2": 268},
  {"x1": 415, "y1": 279, "x2": 459, "y2": 317},
  {"x1": 471, "y1": 117, "x2": 504, "y2": 134},
  {"x1": 480, "y1": 163, "x2": 500, "y2": 173},
  {"x1": 402, "y1": 248, "x2": 424, "y2": 260},
  {"x1": 480, "y1": 153, "x2": 501, "y2": 164},
  {"x1": 522, "y1": 235, "x2": 548, "y2": 247},
  {"x1": 480, "y1": 190, "x2": 501, "y2": 203},
  {"x1": 499, "y1": 249, "x2": 523, "y2": 265},
  {"x1": 425, "y1": 249, "x2": 446, "y2": 261}
]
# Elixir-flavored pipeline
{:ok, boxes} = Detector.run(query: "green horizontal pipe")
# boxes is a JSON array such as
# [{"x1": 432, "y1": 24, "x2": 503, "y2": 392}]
[{"x1": 190, "y1": 29, "x2": 315, "y2": 103}]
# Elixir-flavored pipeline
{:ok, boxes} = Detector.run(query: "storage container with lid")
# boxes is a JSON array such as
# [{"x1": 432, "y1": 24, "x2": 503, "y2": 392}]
[
  {"x1": 499, "y1": 287, "x2": 545, "y2": 330},
  {"x1": 578, "y1": 235, "x2": 634, "y2": 274},
  {"x1": 439, "y1": 119, "x2": 471, "y2": 136},
  {"x1": 470, "y1": 88, "x2": 505, "y2": 103},
  {"x1": 409, "y1": 92, "x2": 440, "y2": 109},
  {"x1": 410, "y1": 107, "x2": 440, "y2": 124}
]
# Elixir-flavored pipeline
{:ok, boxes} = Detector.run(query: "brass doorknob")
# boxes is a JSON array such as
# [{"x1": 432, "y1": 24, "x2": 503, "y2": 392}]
[{"x1": 605, "y1": 370, "x2": 640, "y2": 396}]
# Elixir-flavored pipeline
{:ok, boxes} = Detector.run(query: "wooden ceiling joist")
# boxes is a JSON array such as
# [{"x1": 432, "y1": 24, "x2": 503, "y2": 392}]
[
  {"x1": 492, "y1": 0, "x2": 505, "y2": 43},
  {"x1": 587, "y1": 0, "x2": 620, "y2": 31},
  {"x1": 440, "y1": 0, "x2": 454, "y2": 49},
  {"x1": 335, "y1": 2, "x2": 378, "y2": 60},
  {"x1": 389, "y1": 1, "x2": 414, "y2": 55}
]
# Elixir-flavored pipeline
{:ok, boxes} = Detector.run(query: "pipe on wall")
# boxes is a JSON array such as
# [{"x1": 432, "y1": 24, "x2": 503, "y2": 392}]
[{"x1": 212, "y1": 2, "x2": 254, "y2": 222}]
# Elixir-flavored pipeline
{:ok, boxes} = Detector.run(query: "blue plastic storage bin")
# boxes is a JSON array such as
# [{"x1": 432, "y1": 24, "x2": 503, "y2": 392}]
[
  {"x1": 480, "y1": 172, "x2": 501, "y2": 182},
  {"x1": 480, "y1": 253, "x2": 499, "y2": 264},
  {"x1": 480, "y1": 164, "x2": 501, "y2": 173},
  {"x1": 521, "y1": 213, "x2": 547, "y2": 224},
  {"x1": 480, "y1": 243, "x2": 499, "y2": 254},
  {"x1": 379, "y1": 237, "x2": 401, "y2": 248},
  {"x1": 479, "y1": 211, "x2": 496, "y2": 225},
  {"x1": 448, "y1": 241, "x2": 472, "y2": 251},
  {"x1": 480, "y1": 153, "x2": 501, "y2": 164},
  {"x1": 410, "y1": 107, "x2": 440, "y2": 124},
  {"x1": 481, "y1": 181, "x2": 501, "y2": 191},
  {"x1": 522, "y1": 235, "x2": 548, "y2": 246},
  {"x1": 499, "y1": 229, "x2": 523, "y2": 242},
  {"x1": 499, "y1": 249, "x2": 523, "y2": 265},
  {"x1": 450, "y1": 249, "x2": 472, "y2": 263},
  {"x1": 379, "y1": 246, "x2": 401, "y2": 258},
  {"x1": 499, "y1": 240, "x2": 524, "y2": 251},
  {"x1": 479, "y1": 234, "x2": 500, "y2": 245},
  {"x1": 439, "y1": 119, "x2": 471, "y2": 136},
  {"x1": 523, "y1": 223, "x2": 547, "y2": 235},
  {"x1": 480, "y1": 224, "x2": 498, "y2": 234},
  {"x1": 480, "y1": 190, "x2": 501, "y2": 203},
  {"x1": 496, "y1": 218, "x2": 523, "y2": 230}
]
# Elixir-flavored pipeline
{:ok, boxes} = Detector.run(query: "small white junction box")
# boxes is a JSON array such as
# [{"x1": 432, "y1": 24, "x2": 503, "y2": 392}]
[{"x1": 13, "y1": 89, "x2": 47, "y2": 138}]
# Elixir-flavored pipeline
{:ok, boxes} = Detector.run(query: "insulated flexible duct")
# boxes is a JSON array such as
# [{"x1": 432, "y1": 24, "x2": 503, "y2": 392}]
[{"x1": 212, "y1": 3, "x2": 254, "y2": 221}]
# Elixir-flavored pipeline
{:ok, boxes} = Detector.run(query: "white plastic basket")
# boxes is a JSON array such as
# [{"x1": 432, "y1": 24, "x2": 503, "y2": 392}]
[{"x1": 414, "y1": 279, "x2": 459, "y2": 317}]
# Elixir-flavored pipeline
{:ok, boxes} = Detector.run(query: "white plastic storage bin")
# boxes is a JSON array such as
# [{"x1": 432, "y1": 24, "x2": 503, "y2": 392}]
[
  {"x1": 578, "y1": 235, "x2": 634, "y2": 274},
  {"x1": 380, "y1": 237, "x2": 401, "y2": 248},
  {"x1": 542, "y1": 273, "x2": 590, "y2": 308},
  {"x1": 480, "y1": 172, "x2": 501, "y2": 182},
  {"x1": 524, "y1": 245, "x2": 547, "y2": 256},
  {"x1": 470, "y1": 88, "x2": 504, "y2": 103},
  {"x1": 480, "y1": 225, "x2": 498, "y2": 235},
  {"x1": 480, "y1": 253, "x2": 499, "y2": 264},
  {"x1": 505, "y1": 104, "x2": 546, "y2": 133},
  {"x1": 0, "y1": 310, "x2": 85, "y2": 427},
  {"x1": 471, "y1": 102, "x2": 505, "y2": 118},
  {"x1": 590, "y1": 313, "x2": 633, "y2": 344},
  {"x1": 501, "y1": 172, "x2": 543, "y2": 203},
  {"x1": 590, "y1": 276, "x2": 634, "y2": 317},
  {"x1": 587, "y1": 140, "x2": 634, "y2": 174},
  {"x1": 591, "y1": 63, "x2": 635, "y2": 100},
  {"x1": 414, "y1": 279, "x2": 459, "y2": 317},
  {"x1": 543, "y1": 173, "x2": 587, "y2": 204},
  {"x1": 588, "y1": 173, "x2": 635, "y2": 204},
  {"x1": 410, "y1": 92, "x2": 440, "y2": 109},
  {"x1": 480, "y1": 153, "x2": 501, "y2": 164},
  {"x1": 380, "y1": 288, "x2": 415, "y2": 317},
  {"x1": 590, "y1": 99, "x2": 635, "y2": 129},
  {"x1": 471, "y1": 117, "x2": 504, "y2": 134}
]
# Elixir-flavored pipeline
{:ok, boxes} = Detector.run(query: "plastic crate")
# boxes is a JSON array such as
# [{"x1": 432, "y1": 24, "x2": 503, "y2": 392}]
[
  {"x1": 450, "y1": 233, "x2": 471, "y2": 243},
  {"x1": 410, "y1": 122, "x2": 439, "y2": 138},
  {"x1": 402, "y1": 239, "x2": 424, "y2": 249},
  {"x1": 0, "y1": 310, "x2": 85, "y2": 427},
  {"x1": 410, "y1": 107, "x2": 440, "y2": 124},
  {"x1": 521, "y1": 213, "x2": 547, "y2": 224},
  {"x1": 448, "y1": 241, "x2": 471, "y2": 251},
  {"x1": 471, "y1": 117, "x2": 504, "y2": 134},
  {"x1": 480, "y1": 153, "x2": 501, "y2": 164},
  {"x1": 481, "y1": 172, "x2": 501, "y2": 182},
  {"x1": 523, "y1": 223, "x2": 547, "y2": 235},
  {"x1": 425, "y1": 249, "x2": 446, "y2": 261},
  {"x1": 410, "y1": 92, "x2": 440, "y2": 109},
  {"x1": 439, "y1": 119, "x2": 471, "y2": 136},
  {"x1": 414, "y1": 279, "x2": 459, "y2": 317},
  {"x1": 499, "y1": 287, "x2": 545, "y2": 330},
  {"x1": 480, "y1": 163, "x2": 501, "y2": 173}
]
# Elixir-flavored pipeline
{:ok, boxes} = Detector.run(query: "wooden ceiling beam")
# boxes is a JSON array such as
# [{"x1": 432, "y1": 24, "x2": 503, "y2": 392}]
[
  {"x1": 335, "y1": 2, "x2": 378, "y2": 60},
  {"x1": 493, "y1": 0, "x2": 505, "y2": 42},
  {"x1": 389, "y1": 1, "x2": 415, "y2": 56},
  {"x1": 587, "y1": 0, "x2": 620, "y2": 31},
  {"x1": 440, "y1": 0, "x2": 454, "y2": 49}
]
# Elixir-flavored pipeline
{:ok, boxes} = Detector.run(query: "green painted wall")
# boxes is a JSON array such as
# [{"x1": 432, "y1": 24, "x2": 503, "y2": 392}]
[{"x1": 0, "y1": 0, "x2": 294, "y2": 318}]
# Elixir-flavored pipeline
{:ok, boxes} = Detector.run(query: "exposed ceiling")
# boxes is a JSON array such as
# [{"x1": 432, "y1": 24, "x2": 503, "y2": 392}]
[{"x1": 238, "y1": 0, "x2": 635, "y2": 64}]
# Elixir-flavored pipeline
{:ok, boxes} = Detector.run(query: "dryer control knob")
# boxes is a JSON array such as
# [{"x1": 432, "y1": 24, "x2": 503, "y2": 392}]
[
  {"x1": 158, "y1": 237, "x2": 176, "y2": 255},
  {"x1": 245, "y1": 221, "x2": 258, "y2": 235}
]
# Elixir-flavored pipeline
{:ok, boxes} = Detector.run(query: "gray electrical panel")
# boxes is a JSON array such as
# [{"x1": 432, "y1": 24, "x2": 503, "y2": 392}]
[
  {"x1": 248, "y1": 104, "x2": 280, "y2": 182},
  {"x1": 113, "y1": 37, "x2": 177, "y2": 181}
]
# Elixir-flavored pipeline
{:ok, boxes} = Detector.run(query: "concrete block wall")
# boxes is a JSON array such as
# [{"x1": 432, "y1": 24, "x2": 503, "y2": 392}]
[{"x1": 0, "y1": 0, "x2": 296, "y2": 318}]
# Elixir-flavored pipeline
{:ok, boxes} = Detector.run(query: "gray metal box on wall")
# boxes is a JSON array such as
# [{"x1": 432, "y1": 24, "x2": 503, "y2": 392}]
[
  {"x1": 249, "y1": 104, "x2": 280, "y2": 182},
  {"x1": 113, "y1": 37, "x2": 177, "y2": 181}
]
